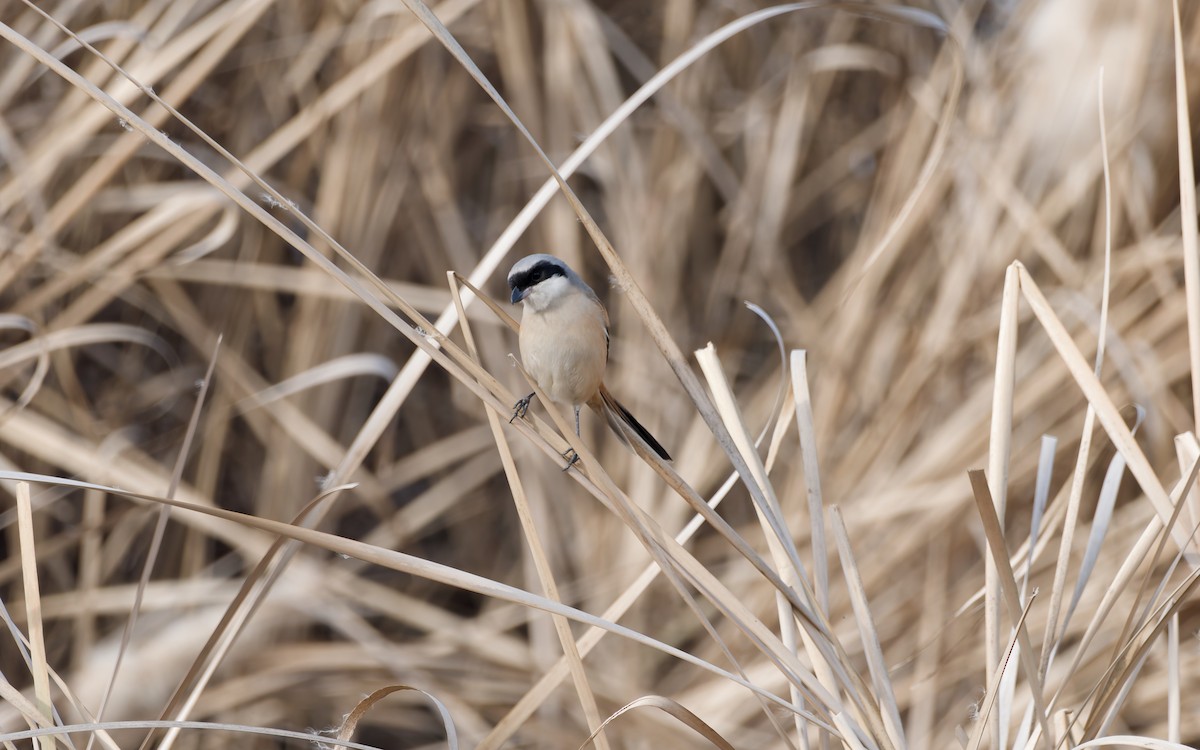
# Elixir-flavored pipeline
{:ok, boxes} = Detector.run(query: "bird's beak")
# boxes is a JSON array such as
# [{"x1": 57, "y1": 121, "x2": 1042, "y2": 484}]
[{"x1": 510, "y1": 286, "x2": 527, "y2": 304}]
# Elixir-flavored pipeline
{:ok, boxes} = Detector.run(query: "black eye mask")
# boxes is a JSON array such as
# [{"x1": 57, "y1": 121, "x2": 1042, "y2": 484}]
[{"x1": 508, "y1": 261, "x2": 567, "y2": 301}]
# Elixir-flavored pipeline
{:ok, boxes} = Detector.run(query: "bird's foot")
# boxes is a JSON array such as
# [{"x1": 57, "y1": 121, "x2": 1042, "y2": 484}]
[
  {"x1": 561, "y1": 448, "x2": 580, "y2": 471},
  {"x1": 510, "y1": 393, "x2": 535, "y2": 423}
]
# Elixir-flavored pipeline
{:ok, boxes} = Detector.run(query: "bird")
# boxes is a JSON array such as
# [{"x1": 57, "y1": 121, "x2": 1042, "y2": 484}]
[{"x1": 506, "y1": 253, "x2": 671, "y2": 463}]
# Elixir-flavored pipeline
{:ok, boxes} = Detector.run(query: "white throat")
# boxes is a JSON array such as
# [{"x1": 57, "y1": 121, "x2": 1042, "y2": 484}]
[{"x1": 522, "y1": 275, "x2": 573, "y2": 313}]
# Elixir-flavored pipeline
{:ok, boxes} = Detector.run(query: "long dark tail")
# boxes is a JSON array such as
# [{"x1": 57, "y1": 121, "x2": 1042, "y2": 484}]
[{"x1": 594, "y1": 385, "x2": 671, "y2": 461}]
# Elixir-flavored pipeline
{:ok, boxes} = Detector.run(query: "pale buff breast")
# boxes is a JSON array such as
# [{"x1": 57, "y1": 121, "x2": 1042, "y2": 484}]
[{"x1": 518, "y1": 293, "x2": 608, "y2": 407}]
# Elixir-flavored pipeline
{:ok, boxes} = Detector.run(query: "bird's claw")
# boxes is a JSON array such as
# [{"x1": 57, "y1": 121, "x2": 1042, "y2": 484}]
[
  {"x1": 510, "y1": 394, "x2": 534, "y2": 423},
  {"x1": 561, "y1": 448, "x2": 580, "y2": 471}
]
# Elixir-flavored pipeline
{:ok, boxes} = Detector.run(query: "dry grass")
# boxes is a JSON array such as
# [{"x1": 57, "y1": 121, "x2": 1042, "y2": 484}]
[{"x1": 1, "y1": 0, "x2": 1199, "y2": 748}]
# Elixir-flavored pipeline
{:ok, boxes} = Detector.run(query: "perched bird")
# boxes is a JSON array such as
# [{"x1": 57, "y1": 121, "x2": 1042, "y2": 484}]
[{"x1": 507, "y1": 254, "x2": 671, "y2": 462}]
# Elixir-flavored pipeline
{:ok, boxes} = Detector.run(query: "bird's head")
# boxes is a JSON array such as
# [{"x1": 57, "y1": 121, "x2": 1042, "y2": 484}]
[{"x1": 507, "y1": 254, "x2": 576, "y2": 312}]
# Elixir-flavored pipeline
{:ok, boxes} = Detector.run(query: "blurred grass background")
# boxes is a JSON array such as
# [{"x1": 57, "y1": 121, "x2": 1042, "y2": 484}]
[{"x1": 1, "y1": 0, "x2": 1199, "y2": 747}]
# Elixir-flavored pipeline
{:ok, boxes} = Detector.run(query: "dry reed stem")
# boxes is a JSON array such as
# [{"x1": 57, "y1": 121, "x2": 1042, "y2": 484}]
[
  {"x1": 968, "y1": 471, "x2": 1054, "y2": 750},
  {"x1": 579, "y1": 695, "x2": 736, "y2": 750},
  {"x1": 965, "y1": 594, "x2": 1037, "y2": 750},
  {"x1": 2, "y1": 1, "x2": 1198, "y2": 747},
  {"x1": 1172, "y1": 0, "x2": 1200, "y2": 434},
  {"x1": 15, "y1": 481, "x2": 54, "y2": 750},
  {"x1": 985, "y1": 260, "x2": 1019, "y2": 748}
]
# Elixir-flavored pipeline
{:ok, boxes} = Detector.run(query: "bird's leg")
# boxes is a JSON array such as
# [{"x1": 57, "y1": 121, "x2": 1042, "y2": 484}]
[
  {"x1": 510, "y1": 392, "x2": 535, "y2": 423},
  {"x1": 560, "y1": 404, "x2": 583, "y2": 470}
]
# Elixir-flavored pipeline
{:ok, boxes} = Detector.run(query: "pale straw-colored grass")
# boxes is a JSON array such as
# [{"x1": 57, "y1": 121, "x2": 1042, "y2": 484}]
[{"x1": 1, "y1": 1, "x2": 1198, "y2": 748}]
